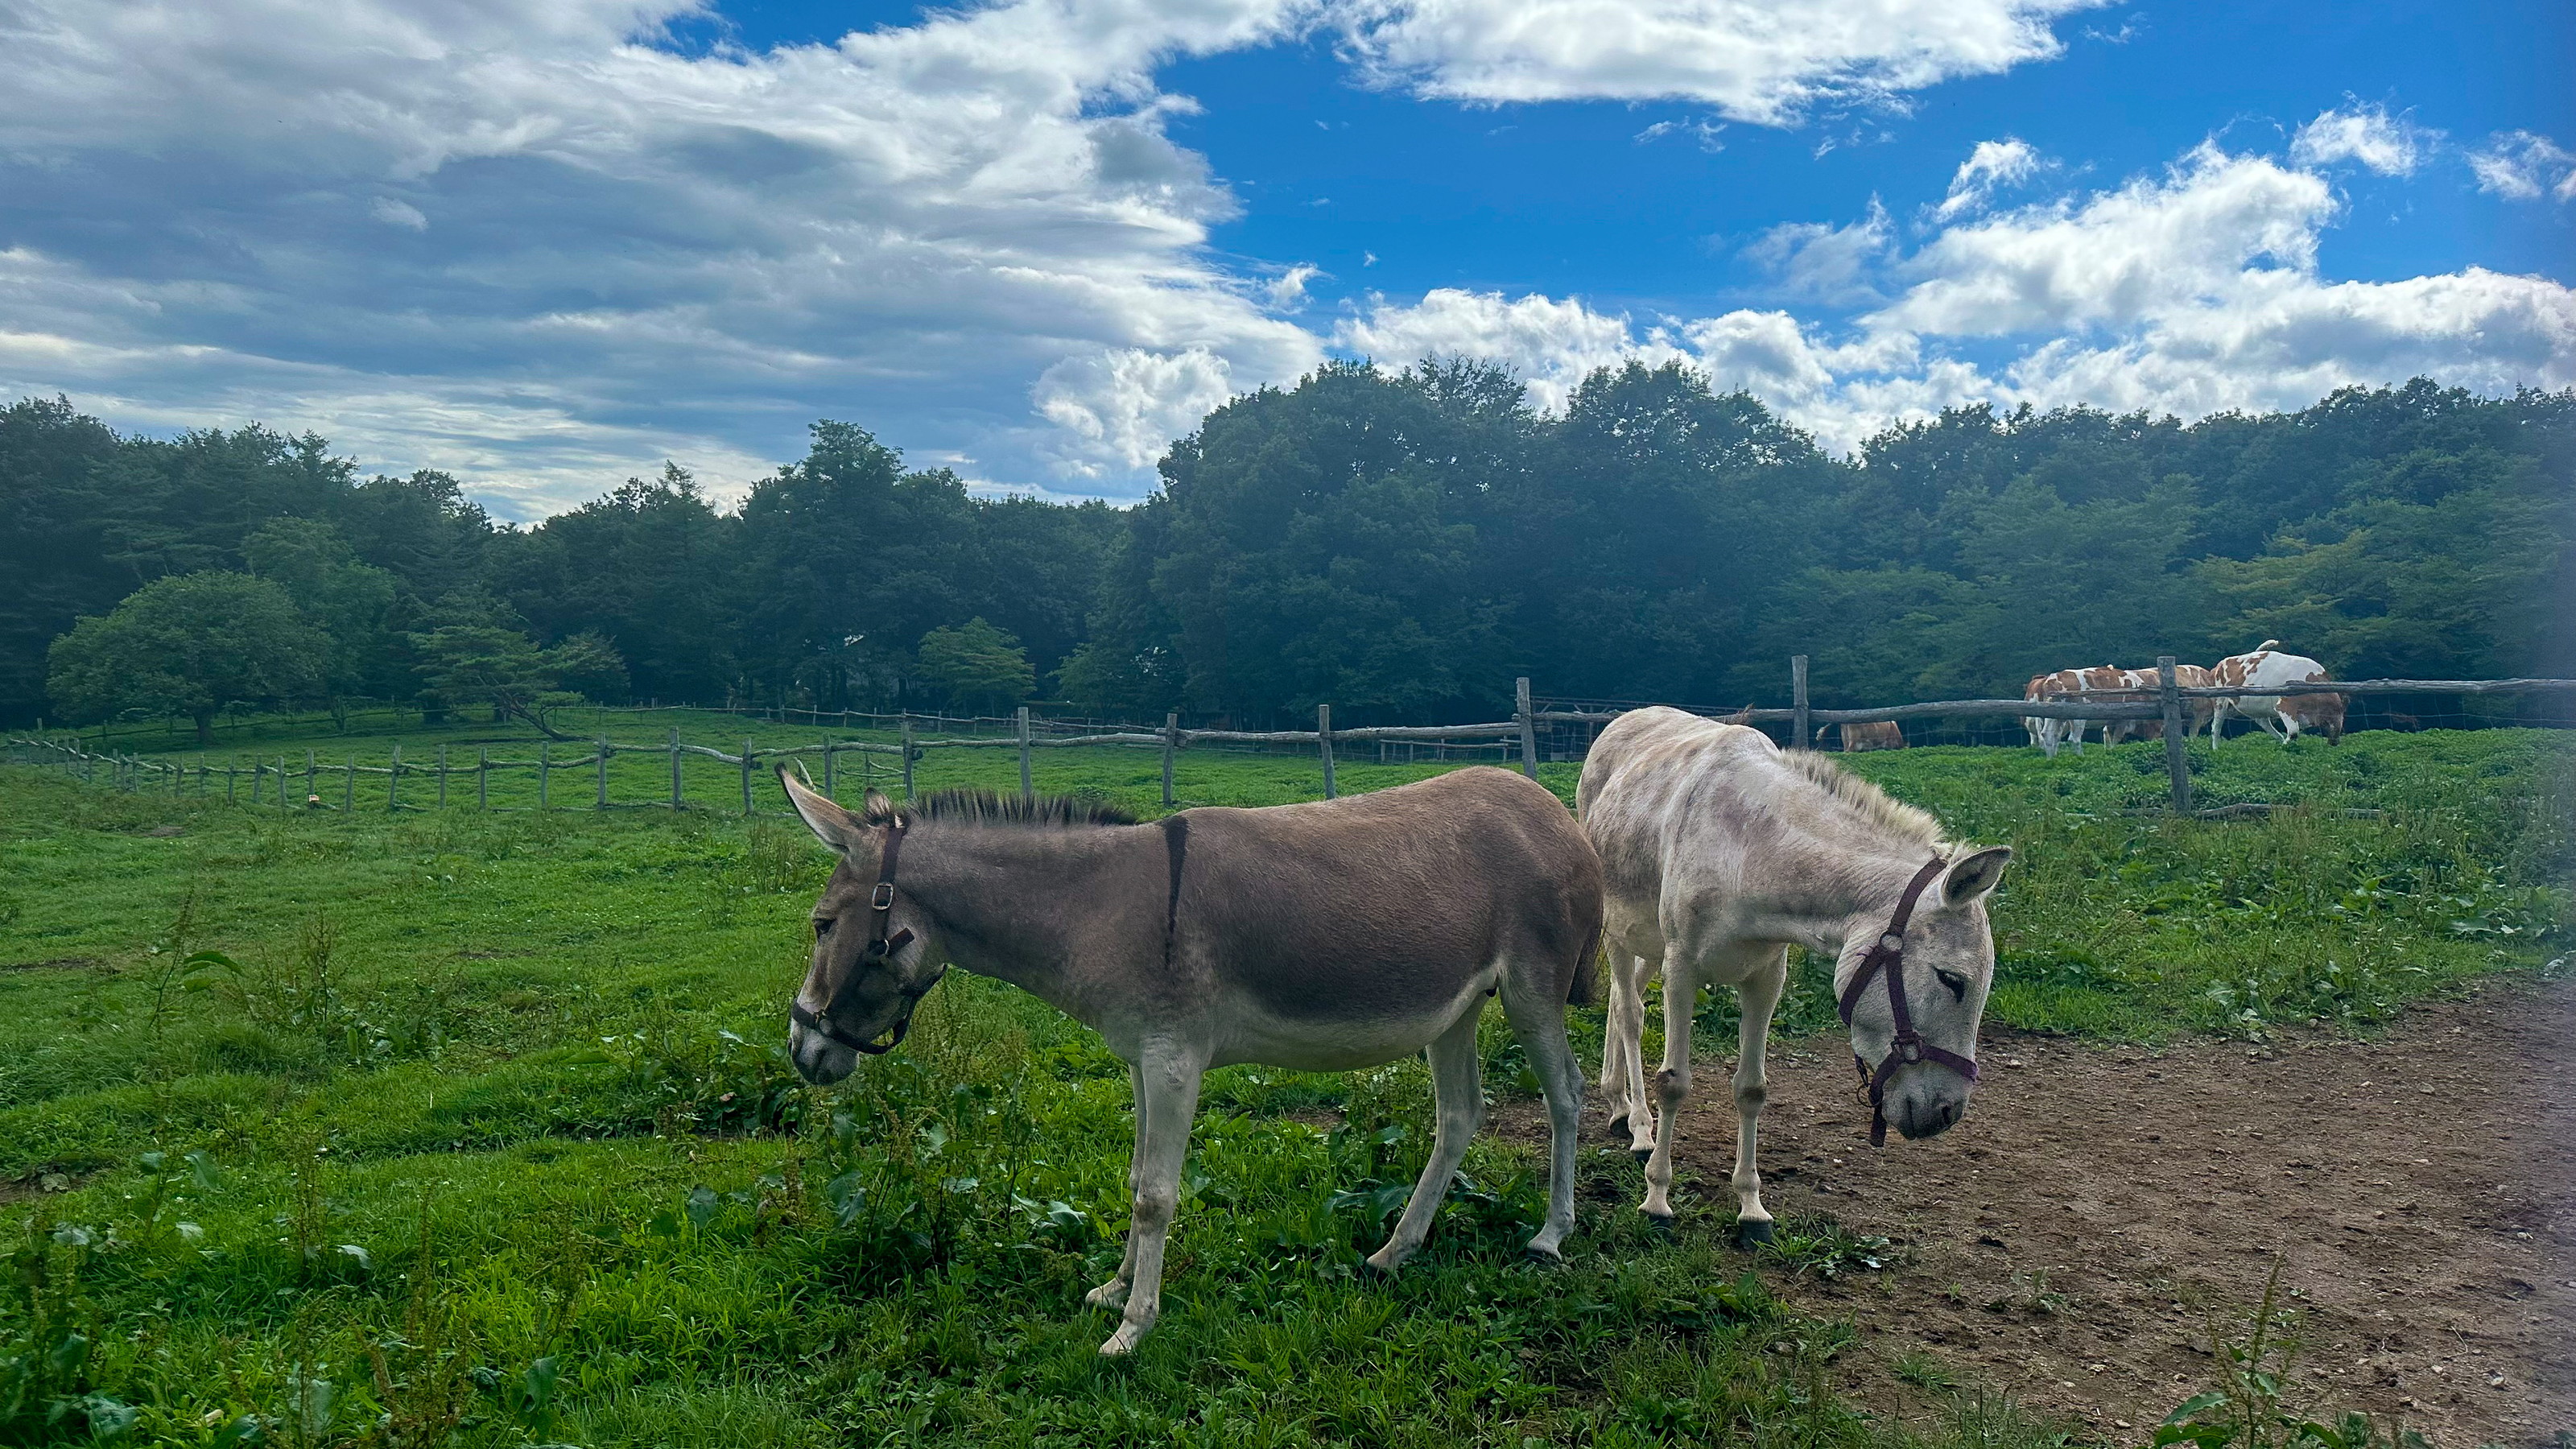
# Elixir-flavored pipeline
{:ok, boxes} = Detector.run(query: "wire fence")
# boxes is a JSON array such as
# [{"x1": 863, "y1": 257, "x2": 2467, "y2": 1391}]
[{"x1": 13, "y1": 664, "x2": 2574, "y2": 819}]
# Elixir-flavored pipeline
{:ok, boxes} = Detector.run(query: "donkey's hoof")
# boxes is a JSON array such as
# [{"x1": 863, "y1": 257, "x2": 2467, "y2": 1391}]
[
  {"x1": 1358, "y1": 1254, "x2": 1397, "y2": 1280},
  {"x1": 1522, "y1": 1240, "x2": 1564, "y2": 1265},
  {"x1": 1733, "y1": 1218, "x2": 1775, "y2": 1249},
  {"x1": 1607, "y1": 1113, "x2": 1628, "y2": 1134},
  {"x1": 1640, "y1": 1208, "x2": 1677, "y2": 1234},
  {"x1": 1631, "y1": 1146, "x2": 1654, "y2": 1164}
]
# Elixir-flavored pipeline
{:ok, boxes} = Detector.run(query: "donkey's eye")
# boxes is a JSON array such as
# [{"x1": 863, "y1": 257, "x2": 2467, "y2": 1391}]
[
  {"x1": 1934, "y1": 968, "x2": 1968, "y2": 1002},
  {"x1": 814, "y1": 918, "x2": 835, "y2": 938}
]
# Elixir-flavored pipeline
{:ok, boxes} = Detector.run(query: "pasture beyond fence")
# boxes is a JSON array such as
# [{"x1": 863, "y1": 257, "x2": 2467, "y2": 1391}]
[{"x1": 14, "y1": 665, "x2": 2574, "y2": 820}]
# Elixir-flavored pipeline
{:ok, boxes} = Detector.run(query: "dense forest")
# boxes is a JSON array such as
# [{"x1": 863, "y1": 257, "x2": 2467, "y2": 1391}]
[{"x1": 4, "y1": 367, "x2": 2570, "y2": 733}]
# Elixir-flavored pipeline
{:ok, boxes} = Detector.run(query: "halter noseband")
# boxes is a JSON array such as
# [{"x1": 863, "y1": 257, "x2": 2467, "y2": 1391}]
[
  {"x1": 1837, "y1": 857, "x2": 1980, "y2": 1146},
  {"x1": 789, "y1": 819, "x2": 939, "y2": 1055}
]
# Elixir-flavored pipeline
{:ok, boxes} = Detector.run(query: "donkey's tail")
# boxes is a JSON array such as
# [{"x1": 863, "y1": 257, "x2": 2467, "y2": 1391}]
[{"x1": 1567, "y1": 919, "x2": 1604, "y2": 1008}]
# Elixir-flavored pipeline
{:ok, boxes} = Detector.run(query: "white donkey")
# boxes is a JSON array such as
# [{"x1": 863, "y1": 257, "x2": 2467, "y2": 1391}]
[
  {"x1": 1581, "y1": 708, "x2": 2011, "y2": 1239},
  {"x1": 778, "y1": 768, "x2": 1600, "y2": 1356}
]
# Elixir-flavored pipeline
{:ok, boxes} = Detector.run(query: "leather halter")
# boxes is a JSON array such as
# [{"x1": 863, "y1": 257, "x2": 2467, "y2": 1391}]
[
  {"x1": 789, "y1": 819, "x2": 938, "y2": 1055},
  {"x1": 1837, "y1": 857, "x2": 1980, "y2": 1146}
]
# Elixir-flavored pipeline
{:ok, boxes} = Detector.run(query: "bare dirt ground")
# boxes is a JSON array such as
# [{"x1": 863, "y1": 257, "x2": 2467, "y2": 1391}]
[{"x1": 1505, "y1": 977, "x2": 2574, "y2": 1448}]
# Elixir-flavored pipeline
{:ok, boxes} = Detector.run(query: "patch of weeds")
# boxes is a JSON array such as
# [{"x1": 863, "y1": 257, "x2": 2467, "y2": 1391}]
[
  {"x1": 2154, "y1": 1260, "x2": 2429, "y2": 1449},
  {"x1": 1759, "y1": 1211, "x2": 1900, "y2": 1280},
  {"x1": 1893, "y1": 1349, "x2": 1959, "y2": 1392}
]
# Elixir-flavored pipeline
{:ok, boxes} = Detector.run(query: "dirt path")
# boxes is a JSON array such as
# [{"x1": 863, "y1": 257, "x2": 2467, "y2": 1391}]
[{"x1": 1505, "y1": 978, "x2": 2574, "y2": 1447}]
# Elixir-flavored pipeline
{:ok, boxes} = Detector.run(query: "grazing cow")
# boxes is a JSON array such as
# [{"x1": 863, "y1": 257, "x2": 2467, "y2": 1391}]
[
  {"x1": 2021, "y1": 666, "x2": 2128, "y2": 756},
  {"x1": 1815, "y1": 720, "x2": 1906, "y2": 752},
  {"x1": 2211, "y1": 642, "x2": 2343, "y2": 745},
  {"x1": 2101, "y1": 664, "x2": 2219, "y2": 745}
]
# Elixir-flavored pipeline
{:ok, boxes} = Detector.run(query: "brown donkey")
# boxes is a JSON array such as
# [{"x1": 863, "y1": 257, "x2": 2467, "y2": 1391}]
[{"x1": 778, "y1": 766, "x2": 1602, "y2": 1355}]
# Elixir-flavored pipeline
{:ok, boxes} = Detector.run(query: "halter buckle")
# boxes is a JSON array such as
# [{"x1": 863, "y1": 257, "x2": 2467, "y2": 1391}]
[
  {"x1": 1880, "y1": 934, "x2": 1904, "y2": 951},
  {"x1": 869, "y1": 882, "x2": 895, "y2": 911},
  {"x1": 1893, "y1": 1034, "x2": 1925, "y2": 1064}
]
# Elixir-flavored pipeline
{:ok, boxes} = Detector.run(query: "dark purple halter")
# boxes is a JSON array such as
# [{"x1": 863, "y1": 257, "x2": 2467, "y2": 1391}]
[
  {"x1": 1837, "y1": 857, "x2": 1980, "y2": 1147},
  {"x1": 790, "y1": 819, "x2": 936, "y2": 1055}
]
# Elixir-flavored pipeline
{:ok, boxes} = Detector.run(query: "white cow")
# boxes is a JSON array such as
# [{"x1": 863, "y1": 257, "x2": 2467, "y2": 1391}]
[{"x1": 2211, "y1": 642, "x2": 2344, "y2": 745}]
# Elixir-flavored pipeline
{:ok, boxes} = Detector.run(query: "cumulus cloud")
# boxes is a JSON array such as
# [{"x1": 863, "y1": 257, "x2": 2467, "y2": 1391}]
[
  {"x1": 2289, "y1": 104, "x2": 2429, "y2": 176},
  {"x1": 2467, "y1": 130, "x2": 2576, "y2": 202},
  {"x1": 0, "y1": 0, "x2": 2119, "y2": 512},
  {"x1": 1334, "y1": 288, "x2": 1686, "y2": 409},
  {"x1": 1033, "y1": 346, "x2": 1249, "y2": 477},
  {"x1": 1331, "y1": 138, "x2": 2576, "y2": 454},
  {"x1": 1335, "y1": 0, "x2": 2103, "y2": 122},
  {"x1": 1933, "y1": 138, "x2": 2040, "y2": 219}
]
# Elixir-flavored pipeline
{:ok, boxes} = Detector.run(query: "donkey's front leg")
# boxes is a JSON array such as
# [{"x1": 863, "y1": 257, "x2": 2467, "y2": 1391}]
[
  {"x1": 1641, "y1": 945, "x2": 1695, "y2": 1221},
  {"x1": 1728, "y1": 947, "x2": 1789, "y2": 1247},
  {"x1": 1084, "y1": 1063, "x2": 1148, "y2": 1312},
  {"x1": 1100, "y1": 1045, "x2": 1205, "y2": 1356},
  {"x1": 1366, "y1": 1007, "x2": 1484, "y2": 1275}
]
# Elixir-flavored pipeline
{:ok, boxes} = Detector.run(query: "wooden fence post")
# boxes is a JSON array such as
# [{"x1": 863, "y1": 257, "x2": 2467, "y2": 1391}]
[
  {"x1": 1319, "y1": 704, "x2": 1335, "y2": 799},
  {"x1": 1162, "y1": 712, "x2": 1178, "y2": 809},
  {"x1": 226, "y1": 765, "x2": 236, "y2": 804},
  {"x1": 390, "y1": 745, "x2": 401, "y2": 811},
  {"x1": 280, "y1": 757, "x2": 290, "y2": 809},
  {"x1": 477, "y1": 748, "x2": 489, "y2": 809},
  {"x1": 669, "y1": 729, "x2": 683, "y2": 810},
  {"x1": 901, "y1": 717, "x2": 916, "y2": 800},
  {"x1": 597, "y1": 738, "x2": 609, "y2": 810},
  {"x1": 539, "y1": 741, "x2": 550, "y2": 811},
  {"x1": 436, "y1": 743, "x2": 448, "y2": 809},
  {"x1": 740, "y1": 739, "x2": 754, "y2": 815},
  {"x1": 822, "y1": 739, "x2": 835, "y2": 800},
  {"x1": 2158, "y1": 654, "x2": 2191, "y2": 815},
  {"x1": 1017, "y1": 706, "x2": 1033, "y2": 800},
  {"x1": 305, "y1": 749, "x2": 316, "y2": 804},
  {"x1": 1791, "y1": 656, "x2": 1810, "y2": 749},
  {"x1": 343, "y1": 755, "x2": 355, "y2": 811},
  {"x1": 1516, "y1": 676, "x2": 1538, "y2": 778}
]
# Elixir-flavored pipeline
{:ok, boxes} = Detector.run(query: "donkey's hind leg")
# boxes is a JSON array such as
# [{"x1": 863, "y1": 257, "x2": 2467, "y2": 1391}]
[
  {"x1": 1503, "y1": 977, "x2": 1586, "y2": 1261},
  {"x1": 1600, "y1": 952, "x2": 1656, "y2": 1156},
  {"x1": 1365, "y1": 1006, "x2": 1485, "y2": 1276}
]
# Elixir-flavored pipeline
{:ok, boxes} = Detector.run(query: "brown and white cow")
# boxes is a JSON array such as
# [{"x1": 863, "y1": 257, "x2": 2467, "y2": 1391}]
[
  {"x1": 2101, "y1": 664, "x2": 2219, "y2": 744},
  {"x1": 2211, "y1": 642, "x2": 2343, "y2": 745},
  {"x1": 2021, "y1": 666, "x2": 2130, "y2": 756},
  {"x1": 1814, "y1": 720, "x2": 1907, "y2": 752}
]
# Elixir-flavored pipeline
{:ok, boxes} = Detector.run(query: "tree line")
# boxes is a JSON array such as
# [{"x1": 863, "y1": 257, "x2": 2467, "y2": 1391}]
[{"x1": 4, "y1": 367, "x2": 2570, "y2": 737}]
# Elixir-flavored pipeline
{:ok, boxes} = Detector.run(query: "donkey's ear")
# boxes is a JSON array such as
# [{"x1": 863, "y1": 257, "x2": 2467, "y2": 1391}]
[
  {"x1": 778, "y1": 766, "x2": 862, "y2": 853},
  {"x1": 1941, "y1": 846, "x2": 2013, "y2": 906}
]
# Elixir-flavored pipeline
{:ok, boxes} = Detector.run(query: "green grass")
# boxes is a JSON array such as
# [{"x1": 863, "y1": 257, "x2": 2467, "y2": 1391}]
[{"x1": 2, "y1": 720, "x2": 2566, "y2": 1446}]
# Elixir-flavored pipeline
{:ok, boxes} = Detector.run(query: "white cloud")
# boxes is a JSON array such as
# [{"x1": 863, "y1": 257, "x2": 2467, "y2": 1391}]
[
  {"x1": 1745, "y1": 199, "x2": 1892, "y2": 304},
  {"x1": 2467, "y1": 130, "x2": 2576, "y2": 203},
  {"x1": 2289, "y1": 104, "x2": 2429, "y2": 176},
  {"x1": 1335, "y1": 288, "x2": 1686, "y2": 409},
  {"x1": 368, "y1": 196, "x2": 429, "y2": 230},
  {"x1": 1934, "y1": 138, "x2": 2040, "y2": 219},
  {"x1": 1327, "y1": 138, "x2": 2576, "y2": 454},
  {"x1": 1334, "y1": 0, "x2": 2103, "y2": 122},
  {"x1": 1033, "y1": 346, "x2": 1253, "y2": 477}
]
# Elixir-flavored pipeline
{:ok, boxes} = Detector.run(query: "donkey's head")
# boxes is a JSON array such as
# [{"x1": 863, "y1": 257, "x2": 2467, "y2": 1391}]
[
  {"x1": 1836, "y1": 846, "x2": 2012, "y2": 1141},
  {"x1": 779, "y1": 770, "x2": 941, "y2": 1086}
]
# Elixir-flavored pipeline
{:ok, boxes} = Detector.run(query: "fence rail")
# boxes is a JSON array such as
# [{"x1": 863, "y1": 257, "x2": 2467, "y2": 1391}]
[{"x1": 12, "y1": 666, "x2": 2572, "y2": 819}]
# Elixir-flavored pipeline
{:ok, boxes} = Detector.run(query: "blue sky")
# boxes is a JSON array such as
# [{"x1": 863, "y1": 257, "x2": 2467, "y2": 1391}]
[{"x1": 1, "y1": 0, "x2": 2568, "y2": 518}]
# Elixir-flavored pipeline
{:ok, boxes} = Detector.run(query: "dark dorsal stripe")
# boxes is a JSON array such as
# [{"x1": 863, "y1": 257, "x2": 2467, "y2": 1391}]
[{"x1": 1159, "y1": 814, "x2": 1189, "y2": 972}]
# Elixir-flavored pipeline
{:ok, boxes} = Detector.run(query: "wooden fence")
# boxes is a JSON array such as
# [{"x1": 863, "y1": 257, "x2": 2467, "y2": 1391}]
[{"x1": 11, "y1": 667, "x2": 2573, "y2": 819}]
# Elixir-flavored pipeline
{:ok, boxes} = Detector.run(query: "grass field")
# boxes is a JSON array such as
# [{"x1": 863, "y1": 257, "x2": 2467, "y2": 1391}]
[{"x1": 2, "y1": 719, "x2": 2567, "y2": 1446}]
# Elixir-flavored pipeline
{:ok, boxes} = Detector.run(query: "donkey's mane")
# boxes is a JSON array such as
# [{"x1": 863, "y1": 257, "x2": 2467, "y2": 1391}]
[
  {"x1": 1777, "y1": 750, "x2": 1953, "y2": 855},
  {"x1": 865, "y1": 786, "x2": 1138, "y2": 830}
]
